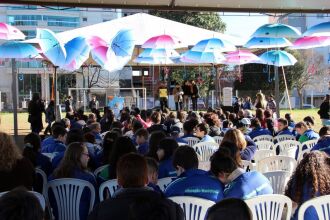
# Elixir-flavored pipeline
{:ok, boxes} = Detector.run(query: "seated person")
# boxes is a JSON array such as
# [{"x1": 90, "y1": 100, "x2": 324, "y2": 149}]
[
  {"x1": 41, "y1": 122, "x2": 65, "y2": 151},
  {"x1": 88, "y1": 122, "x2": 102, "y2": 145},
  {"x1": 248, "y1": 118, "x2": 272, "y2": 139},
  {"x1": 135, "y1": 128, "x2": 149, "y2": 155},
  {"x1": 195, "y1": 123, "x2": 216, "y2": 143},
  {"x1": 181, "y1": 119, "x2": 199, "y2": 139},
  {"x1": 311, "y1": 126, "x2": 330, "y2": 156},
  {"x1": 41, "y1": 125, "x2": 67, "y2": 153},
  {"x1": 295, "y1": 121, "x2": 319, "y2": 143},
  {"x1": 165, "y1": 146, "x2": 223, "y2": 202},
  {"x1": 220, "y1": 120, "x2": 233, "y2": 136},
  {"x1": 206, "y1": 198, "x2": 252, "y2": 220},
  {"x1": 170, "y1": 126, "x2": 188, "y2": 144},
  {"x1": 87, "y1": 153, "x2": 183, "y2": 220},
  {"x1": 276, "y1": 118, "x2": 294, "y2": 136},
  {"x1": 147, "y1": 111, "x2": 167, "y2": 134},
  {"x1": 146, "y1": 157, "x2": 163, "y2": 194},
  {"x1": 210, "y1": 147, "x2": 273, "y2": 199},
  {"x1": 285, "y1": 151, "x2": 330, "y2": 220},
  {"x1": 157, "y1": 138, "x2": 179, "y2": 178},
  {"x1": 49, "y1": 142, "x2": 97, "y2": 220},
  {"x1": 236, "y1": 118, "x2": 251, "y2": 135},
  {"x1": 0, "y1": 188, "x2": 44, "y2": 220}
]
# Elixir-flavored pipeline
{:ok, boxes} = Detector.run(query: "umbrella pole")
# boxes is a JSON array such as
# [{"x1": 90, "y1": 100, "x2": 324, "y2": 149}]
[
  {"x1": 11, "y1": 58, "x2": 18, "y2": 139},
  {"x1": 274, "y1": 66, "x2": 280, "y2": 118},
  {"x1": 281, "y1": 66, "x2": 292, "y2": 113}
]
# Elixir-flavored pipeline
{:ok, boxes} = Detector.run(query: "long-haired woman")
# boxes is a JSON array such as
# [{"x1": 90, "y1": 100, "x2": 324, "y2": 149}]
[{"x1": 285, "y1": 151, "x2": 330, "y2": 220}]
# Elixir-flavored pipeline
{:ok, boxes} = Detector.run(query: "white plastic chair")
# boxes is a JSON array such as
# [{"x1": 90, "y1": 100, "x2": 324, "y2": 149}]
[
  {"x1": 253, "y1": 149, "x2": 275, "y2": 163},
  {"x1": 183, "y1": 137, "x2": 200, "y2": 147},
  {"x1": 274, "y1": 135, "x2": 295, "y2": 143},
  {"x1": 169, "y1": 196, "x2": 215, "y2": 220},
  {"x1": 193, "y1": 142, "x2": 219, "y2": 161},
  {"x1": 99, "y1": 179, "x2": 119, "y2": 201},
  {"x1": 198, "y1": 161, "x2": 210, "y2": 171},
  {"x1": 0, "y1": 191, "x2": 46, "y2": 211},
  {"x1": 94, "y1": 164, "x2": 109, "y2": 177},
  {"x1": 47, "y1": 178, "x2": 95, "y2": 220},
  {"x1": 274, "y1": 140, "x2": 301, "y2": 159},
  {"x1": 256, "y1": 140, "x2": 274, "y2": 150},
  {"x1": 253, "y1": 135, "x2": 274, "y2": 143},
  {"x1": 297, "y1": 148, "x2": 311, "y2": 162},
  {"x1": 213, "y1": 136, "x2": 223, "y2": 145},
  {"x1": 258, "y1": 156, "x2": 297, "y2": 173},
  {"x1": 298, "y1": 195, "x2": 330, "y2": 220},
  {"x1": 302, "y1": 139, "x2": 318, "y2": 150},
  {"x1": 35, "y1": 168, "x2": 47, "y2": 196},
  {"x1": 241, "y1": 160, "x2": 255, "y2": 171},
  {"x1": 263, "y1": 171, "x2": 291, "y2": 194},
  {"x1": 245, "y1": 194, "x2": 292, "y2": 220},
  {"x1": 157, "y1": 177, "x2": 173, "y2": 192}
]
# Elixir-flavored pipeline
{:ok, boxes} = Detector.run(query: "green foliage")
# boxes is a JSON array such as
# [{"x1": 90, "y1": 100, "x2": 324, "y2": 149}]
[{"x1": 149, "y1": 11, "x2": 226, "y2": 32}]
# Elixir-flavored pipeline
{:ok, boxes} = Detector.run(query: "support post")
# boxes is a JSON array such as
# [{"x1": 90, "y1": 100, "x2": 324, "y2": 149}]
[
  {"x1": 274, "y1": 66, "x2": 280, "y2": 118},
  {"x1": 11, "y1": 58, "x2": 18, "y2": 139}
]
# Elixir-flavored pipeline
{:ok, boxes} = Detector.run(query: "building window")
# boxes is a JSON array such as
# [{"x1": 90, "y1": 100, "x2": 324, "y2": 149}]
[
  {"x1": 132, "y1": 70, "x2": 141, "y2": 76},
  {"x1": 82, "y1": 17, "x2": 87, "y2": 22},
  {"x1": 21, "y1": 30, "x2": 36, "y2": 39}
]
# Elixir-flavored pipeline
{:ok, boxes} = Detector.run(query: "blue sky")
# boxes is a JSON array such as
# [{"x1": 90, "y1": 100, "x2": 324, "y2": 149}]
[{"x1": 220, "y1": 13, "x2": 269, "y2": 42}]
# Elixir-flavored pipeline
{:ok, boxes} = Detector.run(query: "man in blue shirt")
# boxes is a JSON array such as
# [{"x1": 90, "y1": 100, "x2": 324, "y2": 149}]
[
  {"x1": 195, "y1": 123, "x2": 216, "y2": 143},
  {"x1": 248, "y1": 118, "x2": 272, "y2": 139},
  {"x1": 276, "y1": 118, "x2": 294, "y2": 136},
  {"x1": 165, "y1": 145, "x2": 224, "y2": 202},
  {"x1": 42, "y1": 125, "x2": 67, "y2": 153}
]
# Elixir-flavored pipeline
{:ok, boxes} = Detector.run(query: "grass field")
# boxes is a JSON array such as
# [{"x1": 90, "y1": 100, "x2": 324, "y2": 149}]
[{"x1": 0, "y1": 108, "x2": 322, "y2": 136}]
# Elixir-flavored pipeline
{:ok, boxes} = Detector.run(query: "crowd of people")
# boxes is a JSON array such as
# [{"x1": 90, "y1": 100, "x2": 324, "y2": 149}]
[{"x1": 1, "y1": 91, "x2": 329, "y2": 220}]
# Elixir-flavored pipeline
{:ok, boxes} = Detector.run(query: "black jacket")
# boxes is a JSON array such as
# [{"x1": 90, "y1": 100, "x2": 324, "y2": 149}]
[
  {"x1": 318, "y1": 101, "x2": 330, "y2": 119},
  {"x1": 88, "y1": 188, "x2": 183, "y2": 220}
]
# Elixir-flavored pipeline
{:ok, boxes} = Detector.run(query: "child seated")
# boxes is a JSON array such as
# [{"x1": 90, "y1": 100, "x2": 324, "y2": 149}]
[
  {"x1": 135, "y1": 128, "x2": 149, "y2": 155},
  {"x1": 146, "y1": 157, "x2": 162, "y2": 194}
]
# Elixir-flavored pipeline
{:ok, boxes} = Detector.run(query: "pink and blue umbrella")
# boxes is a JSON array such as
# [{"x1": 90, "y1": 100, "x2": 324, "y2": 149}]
[
  {"x1": 259, "y1": 50, "x2": 297, "y2": 67},
  {"x1": 244, "y1": 37, "x2": 292, "y2": 48},
  {"x1": 0, "y1": 23, "x2": 25, "y2": 40},
  {"x1": 224, "y1": 50, "x2": 262, "y2": 65},
  {"x1": 252, "y1": 23, "x2": 301, "y2": 38},
  {"x1": 191, "y1": 37, "x2": 236, "y2": 52},
  {"x1": 291, "y1": 36, "x2": 330, "y2": 49},
  {"x1": 304, "y1": 22, "x2": 330, "y2": 36},
  {"x1": 142, "y1": 34, "x2": 180, "y2": 49},
  {"x1": 134, "y1": 56, "x2": 175, "y2": 65},
  {"x1": 138, "y1": 48, "x2": 180, "y2": 58},
  {"x1": 88, "y1": 36, "x2": 108, "y2": 67},
  {"x1": 0, "y1": 41, "x2": 39, "y2": 58}
]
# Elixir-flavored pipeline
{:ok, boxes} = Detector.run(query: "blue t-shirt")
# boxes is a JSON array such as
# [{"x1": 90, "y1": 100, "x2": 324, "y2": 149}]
[
  {"x1": 311, "y1": 136, "x2": 330, "y2": 156},
  {"x1": 249, "y1": 127, "x2": 272, "y2": 139},
  {"x1": 137, "y1": 142, "x2": 149, "y2": 155},
  {"x1": 200, "y1": 135, "x2": 216, "y2": 143},
  {"x1": 224, "y1": 171, "x2": 273, "y2": 200},
  {"x1": 41, "y1": 137, "x2": 55, "y2": 153},
  {"x1": 165, "y1": 169, "x2": 224, "y2": 202}
]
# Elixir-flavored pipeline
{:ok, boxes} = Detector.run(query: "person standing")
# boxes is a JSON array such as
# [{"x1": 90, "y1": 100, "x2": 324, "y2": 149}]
[
  {"x1": 158, "y1": 82, "x2": 168, "y2": 111},
  {"x1": 266, "y1": 95, "x2": 277, "y2": 118},
  {"x1": 173, "y1": 83, "x2": 183, "y2": 111},
  {"x1": 182, "y1": 81, "x2": 191, "y2": 111},
  {"x1": 191, "y1": 80, "x2": 199, "y2": 111},
  {"x1": 64, "y1": 96, "x2": 73, "y2": 113},
  {"x1": 89, "y1": 95, "x2": 99, "y2": 111},
  {"x1": 28, "y1": 93, "x2": 45, "y2": 134},
  {"x1": 254, "y1": 92, "x2": 267, "y2": 110},
  {"x1": 44, "y1": 100, "x2": 55, "y2": 135},
  {"x1": 318, "y1": 94, "x2": 330, "y2": 126}
]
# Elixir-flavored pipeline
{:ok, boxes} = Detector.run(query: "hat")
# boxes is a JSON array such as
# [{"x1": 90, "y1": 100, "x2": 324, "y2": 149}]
[{"x1": 240, "y1": 118, "x2": 251, "y2": 125}]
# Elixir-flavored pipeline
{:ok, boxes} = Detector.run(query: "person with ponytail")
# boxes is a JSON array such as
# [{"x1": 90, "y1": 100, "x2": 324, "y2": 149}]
[{"x1": 210, "y1": 147, "x2": 272, "y2": 199}]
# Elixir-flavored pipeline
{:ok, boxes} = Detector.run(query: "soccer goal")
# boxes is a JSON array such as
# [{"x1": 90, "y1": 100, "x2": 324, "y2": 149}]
[{"x1": 67, "y1": 87, "x2": 147, "y2": 111}]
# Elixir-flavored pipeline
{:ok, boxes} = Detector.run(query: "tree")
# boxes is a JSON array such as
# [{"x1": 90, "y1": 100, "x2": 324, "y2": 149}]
[{"x1": 149, "y1": 11, "x2": 226, "y2": 32}]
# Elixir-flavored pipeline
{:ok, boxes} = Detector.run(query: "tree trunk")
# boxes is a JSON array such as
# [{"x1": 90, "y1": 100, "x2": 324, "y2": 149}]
[{"x1": 297, "y1": 89, "x2": 303, "y2": 109}]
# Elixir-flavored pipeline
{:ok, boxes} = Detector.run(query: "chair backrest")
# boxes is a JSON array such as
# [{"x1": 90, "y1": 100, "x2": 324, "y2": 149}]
[
  {"x1": 198, "y1": 161, "x2": 210, "y2": 171},
  {"x1": 47, "y1": 178, "x2": 95, "y2": 220},
  {"x1": 245, "y1": 194, "x2": 292, "y2": 220},
  {"x1": 193, "y1": 142, "x2": 219, "y2": 161},
  {"x1": 297, "y1": 148, "x2": 311, "y2": 162},
  {"x1": 298, "y1": 195, "x2": 330, "y2": 220},
  {"x1": 257, "y1": 156, "x2": 297, "y2": 173},
  {"x1": 183, "y1": 137, "x2": 200, "y2": 147},
  {"x1": 213, "y1": 136, "x2": 223, "y2": 145},
  {"x1": 253, "y1": 135, "x2": 274, "y2": 143},
  {"x1": 99, "y1": 179, "x2": 119, "y2": 201},
  {"x1": 168, "y1": 196, "x2": 215, "y2": 220},
  {"x1": 256, "y1": 140, "x2": 274, "y2": 150},
  {"x1": 274, "y1": 135, "x2": 295, "y2": 143},
  {"x1": 94, "y1": 164, "x2": 109, "y2": 177},
  {"x1": 275, "y1": 140, "x2": 301, "y2": 159},
  {"x1": 263, "y1": 171, "x2": 291, "y2": 194},
  {"x1": 0, "y1": 191, "x2": 46, "y2": 211},
  {"x1": 302, "y1": 139, "x2": 318, "y2": 150},
  {"x1": 241, "y1": 160, "x2": 254, "y2": 171},
  {"x1": 253, "y1": 149, "x2": 275, "y2": 163},
  {"x1": 157, "y1": 177, "x2": 173, "y2": 192},
  {"x1": 35, "y1": 168, "x2": 47, "y2": 196}
]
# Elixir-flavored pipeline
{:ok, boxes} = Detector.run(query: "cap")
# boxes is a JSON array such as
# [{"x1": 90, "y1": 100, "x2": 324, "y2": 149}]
[
  {"x1": 170, "y1": 125, "x2": 181, "y2": 134},
  {"x1": 240, "y1": 118, "x2": 251, "y2": 125}
]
